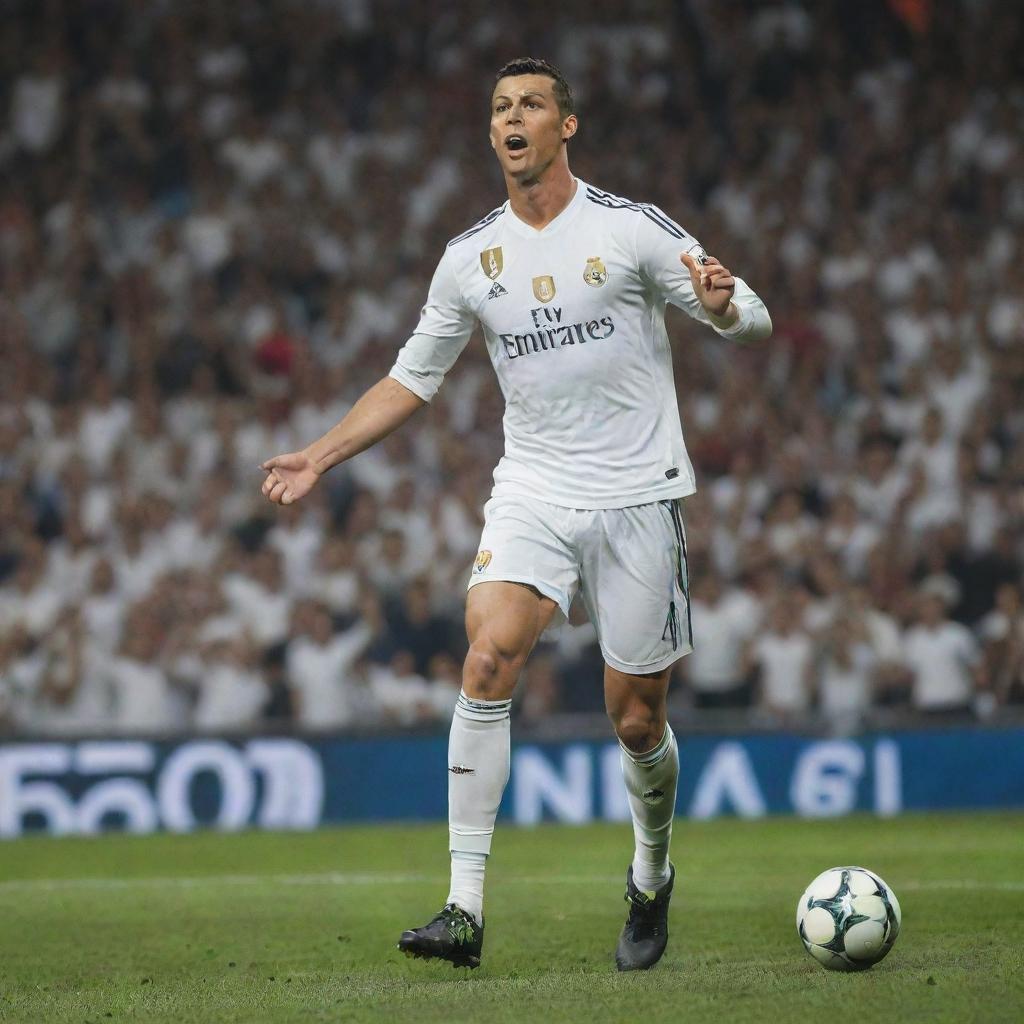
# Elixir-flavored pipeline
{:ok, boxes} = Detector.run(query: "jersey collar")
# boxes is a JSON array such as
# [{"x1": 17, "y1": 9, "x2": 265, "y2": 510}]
[{"x1": 503, "y1": 177, "x2": 587, "y2": 239}]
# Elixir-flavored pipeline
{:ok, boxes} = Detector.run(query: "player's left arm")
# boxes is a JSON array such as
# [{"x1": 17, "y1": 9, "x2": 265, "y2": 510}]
[{"x1": 635, "y1": 207, "x2": 772, "y2": 342}]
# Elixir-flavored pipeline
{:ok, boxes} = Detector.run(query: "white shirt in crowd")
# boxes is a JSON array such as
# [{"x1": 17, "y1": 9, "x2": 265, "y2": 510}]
[
  {"x1": 162, "y1": 518, "x2": 224, "y2": 572},
  {"x1": 27, "y1": 645, "x2": 111, "y2": 736},
  {"x1": 110, "y1": 539, "x2": 169, "y2": 602},
  {"x1": 310, "y1": 568, "x2": 361, "y2": 616},
  {"x1": 819, "y1": 644, "x2": 877, "y2": 718},
  {"x1": 285, "y1": 624, "x2": 373, "y2": 729},
  {"x1": 12, "y1": 73, "x2": 63, "y2": 152},
  {"x1": 864, "y1": 608, "x2": 903, "y2": 664},
  {"x1": 222, "y1": 573, "x2": 292, "y2": 646},
  {"x1": 751, "y1": 632, "x2": 814, "y2": 712},
  {"x1": 44, "y1": 542, "x2": 97, "y2": 602},
  {"x1": 390, "y1": 178, "x2": 771, "y2": 510},
  {"x1": 267, "y1": 520, "x2": 323, "y2": 596},
  {"x1": 81, "y1": 591, "x2": 125, "y2": 654},
  {"x1": 78, "y1": 399, "x2": 132, "y2": 472},
  {"x1": 106, "y1": 658, "x2": 181, "y2": 733},
  {"x1": 194, "y1": 664, "x2": 268, "y2": 731},
  {"x1": 903, "y1": 621, "x2": 979, "y2": 710},
  {"x1": 851, "y1": 469, "x2": 909, "y2": 527},
  {"x1": 824, "y1": 519, "x2": 881, "y2": 577},
  {"x1": 688, "y1": 590, "x2": 760, "y2": 692},
  {"x1": 369, "y1": 664, "x2": 436, "y2": 725}
]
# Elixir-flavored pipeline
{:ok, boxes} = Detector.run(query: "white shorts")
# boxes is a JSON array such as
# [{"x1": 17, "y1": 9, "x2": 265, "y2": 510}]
[{"x1": 467, "y1": 494, "x2": 693, "y2": 675}]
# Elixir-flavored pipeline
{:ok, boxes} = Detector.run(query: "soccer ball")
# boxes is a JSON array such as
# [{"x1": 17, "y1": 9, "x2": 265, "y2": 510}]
[{"x1": 796, "y1": 866, "x2": 901, "y2": 971}]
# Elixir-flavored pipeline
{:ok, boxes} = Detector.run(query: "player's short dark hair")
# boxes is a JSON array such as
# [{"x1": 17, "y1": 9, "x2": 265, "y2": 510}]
[{"x1": 494, "y1": 57, "x2": 575, "y2": 120}]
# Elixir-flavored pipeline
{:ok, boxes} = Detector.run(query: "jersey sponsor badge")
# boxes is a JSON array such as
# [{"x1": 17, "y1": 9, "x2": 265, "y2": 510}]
[
  {"x1": 532, "y1": 275, "x2": 556, "y2": 303},
  {"x1": 480, "y1": 246, "x2": 503, "y2": 280},
  {"x1": 583, "y1": 256, "x2": 608, "y2": 287},
  {"x1": 473, "y1": 550, "x2": 492, "y2": 574}
]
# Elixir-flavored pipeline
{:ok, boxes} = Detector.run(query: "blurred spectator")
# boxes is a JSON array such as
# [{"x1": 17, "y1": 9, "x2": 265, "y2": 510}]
[
  {"x1": 518, "y1": 654, "x2": 561, "y2": 725},
  {"x1": 684, "y1": 570, "x2": 760, "y2": 708},
  {"x1": 192, "y1": 636, "x2": 269, "y2": 732},
  {"x1": 816, "y1": 611, "x2": 878, "y2": 729},
  {"x1": 427, "y1": 651, "x2": 463, "y2": 719},
  {"x1": 747, "y1": 597, "x2": 814, "y2": 720},
  {"x1": 222, "y1": 547, "x2": 293, "y2": 647},
  {"x1": 369, "y1": 650, "x2": 438, "y2": 727},
  {"x1": 285, "y1": 598, "x2": 378, "y2": 729},
  {"x1": 106, "y1": 611, "x2": 184, "y2": 733},
  {"x1": 80, "y1": 557, "x2": 126, "y2": 654},
  {"x1": 0, "y1": 537, "x2": 63, "y2": 639},
  {"x1": 380, "y1": 577, "x2": 454, "y2": 677},
  {"x1": 977, "y1": 584, "x2": 1024, "y2": 706},
  {"x1": 904, "y1": 583, "x2": 984, "y2": 715},
  {"x1": 29, "y1": 610, "x2": 109, "y2": 735}
]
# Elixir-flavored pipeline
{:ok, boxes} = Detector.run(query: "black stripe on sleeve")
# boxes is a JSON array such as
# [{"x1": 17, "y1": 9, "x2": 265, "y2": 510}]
[
  {"x1": 640, "y1": 206, "x2": 686, "y2": 240},
  {"x1": 586, "y1": 188, "x2": 688, "y2": 241},
  {"x1": 447, "y1": 206, "x2": 504, "y2": 247}
]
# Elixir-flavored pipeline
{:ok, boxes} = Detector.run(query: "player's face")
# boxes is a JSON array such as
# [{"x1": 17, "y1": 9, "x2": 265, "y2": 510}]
[{"x1": 489, "y1": 74, "x2": 575, "y2": 180}]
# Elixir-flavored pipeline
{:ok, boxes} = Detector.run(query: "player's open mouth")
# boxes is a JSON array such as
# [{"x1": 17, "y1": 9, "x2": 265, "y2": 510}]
[{"x1": 505, "y1": 135, "x2": 527, "y2": 152}]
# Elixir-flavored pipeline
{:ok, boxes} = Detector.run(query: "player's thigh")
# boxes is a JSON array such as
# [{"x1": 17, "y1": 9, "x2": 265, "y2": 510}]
[
  {"x1": 581, "y1": 499, "x2": 692, "y2": 677},
  {"x1": 468, "y1": 495, "x2": 579, "y2": 619},
  {"x1": 463, "y1": 581, "x2": 560, "y2": 698},
  {"x1": 465, "y1": 579, "x2": 560, "y2": 656}
]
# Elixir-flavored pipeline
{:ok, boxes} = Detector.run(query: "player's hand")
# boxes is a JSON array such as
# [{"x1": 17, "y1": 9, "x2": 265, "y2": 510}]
[
  {"x1": 680, "y1": 252, "x2": 735, "y2": 317},
  {"x1": 260, "y1": 450, "x2": 320, "y2": 505}
]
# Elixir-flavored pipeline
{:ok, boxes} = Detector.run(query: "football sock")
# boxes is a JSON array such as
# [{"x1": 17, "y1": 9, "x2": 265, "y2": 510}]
[
  {"x1": 619, "y1": 725, "x2": 678, "y2": 892},
  {"x1": 445, "y1": 690, "x2": 512, "y2": 924}
]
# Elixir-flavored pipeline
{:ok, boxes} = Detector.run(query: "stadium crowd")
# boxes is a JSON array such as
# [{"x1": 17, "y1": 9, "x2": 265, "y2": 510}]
[{"x1": 1, "y1": 0, "x2": 1023, "y2": 736}]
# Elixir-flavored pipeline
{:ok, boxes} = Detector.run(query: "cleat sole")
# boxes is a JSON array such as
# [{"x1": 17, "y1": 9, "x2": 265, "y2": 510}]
[{"x1": 397, "y1": 942, "x2": 480, "y2": 969}]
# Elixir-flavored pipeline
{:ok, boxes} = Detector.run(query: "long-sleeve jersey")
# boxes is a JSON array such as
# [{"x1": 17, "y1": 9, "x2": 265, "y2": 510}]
[{"x1": 389, "y1": 179, "x2": 771, "y2": 510}]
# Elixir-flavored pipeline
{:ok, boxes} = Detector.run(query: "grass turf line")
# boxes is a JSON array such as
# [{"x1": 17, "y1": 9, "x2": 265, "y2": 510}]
[{"x1": 0, "y1": 813, "x2": 1021, "y2": 1023}]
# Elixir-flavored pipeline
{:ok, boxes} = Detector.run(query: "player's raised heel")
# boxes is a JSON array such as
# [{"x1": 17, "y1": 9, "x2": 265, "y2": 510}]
[
  {"x1": 615, "y1": 864, "x2": 675, "y2": 971},
  {"x1": 398, "y1": 903, "x2": 484, "y2": 969}
]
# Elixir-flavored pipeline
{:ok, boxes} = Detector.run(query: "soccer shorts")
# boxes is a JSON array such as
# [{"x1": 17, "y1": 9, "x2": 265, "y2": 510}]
[{"x1": 467, "y1": 494, "x2": 693, "y2": 675}]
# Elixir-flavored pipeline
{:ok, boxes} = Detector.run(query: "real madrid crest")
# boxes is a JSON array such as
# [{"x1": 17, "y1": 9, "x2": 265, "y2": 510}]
[
  {"x1": 473, "y1": 550, "x2": 493, "y2": 574},
  {"x1": 583, "y1": 256, "x2": 608, "y2": 287},
  {"x1": 480, "y1": 247, "x2": 503, "y2": 280},
  {"x1": 532, "y1": 275, "x2": 556, "y2": 303}
]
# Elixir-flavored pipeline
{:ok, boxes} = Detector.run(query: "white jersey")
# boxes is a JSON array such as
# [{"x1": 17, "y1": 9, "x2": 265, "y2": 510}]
[{"x1": 389, "y1": 179, "x2": 771, "y2": 509}]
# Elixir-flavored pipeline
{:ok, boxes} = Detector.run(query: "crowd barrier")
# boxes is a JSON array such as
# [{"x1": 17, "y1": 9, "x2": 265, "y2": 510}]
[{"x1": 1, "y1": 726, "x2": 1021, "y2": 838}]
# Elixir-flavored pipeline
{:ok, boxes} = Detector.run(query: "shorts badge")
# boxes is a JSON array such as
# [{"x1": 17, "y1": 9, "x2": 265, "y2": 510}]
[
  {"x1": 480, "y1": 247, "x2": 503, "y2": 280},
  {"x1": 583, "y1": 256, "x2": 607, "y2": 287},
  {"x1": 473, "y1": 550, "x2": 493, "y2": 574},
  {"x1": 532, "y1": 275, "x2": 556, "y2": 303}
]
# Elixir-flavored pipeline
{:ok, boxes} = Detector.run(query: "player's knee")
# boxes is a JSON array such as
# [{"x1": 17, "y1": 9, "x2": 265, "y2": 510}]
[
  {"x1": 462, "y1": 639, "x2": 516, "y2": 700},
  {"x1": 612, "y1": 709, "x2": 664, "y2": 754}
]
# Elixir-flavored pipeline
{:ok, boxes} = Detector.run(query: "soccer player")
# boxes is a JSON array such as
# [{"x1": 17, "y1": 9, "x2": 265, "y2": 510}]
[{"x1": 261, "y1": 57, "x2": 771, "y2": 971}]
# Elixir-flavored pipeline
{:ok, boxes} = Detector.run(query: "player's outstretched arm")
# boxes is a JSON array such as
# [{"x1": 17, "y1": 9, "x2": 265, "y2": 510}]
[
  {"x1": 260, "y1": 376, "x2": 425, "y2": 505},
  {"x1": 677, "y1": 251, "x2": 771, "y2": 342}
]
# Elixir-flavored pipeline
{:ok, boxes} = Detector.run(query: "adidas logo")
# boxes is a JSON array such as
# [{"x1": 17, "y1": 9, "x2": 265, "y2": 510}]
[{"x1": 486, "y1": 282, "x2": 508, "y2": 300}]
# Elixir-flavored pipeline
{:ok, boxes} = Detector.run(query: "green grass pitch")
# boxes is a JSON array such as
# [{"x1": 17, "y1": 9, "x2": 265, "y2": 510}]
[{"x1": 1, "y1": 813, "x2": 1021, "y2": 1023}]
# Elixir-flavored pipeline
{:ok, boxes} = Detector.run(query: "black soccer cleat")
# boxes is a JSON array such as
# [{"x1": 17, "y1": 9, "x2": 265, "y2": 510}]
[
  {"x1": 615, "y1": 864, "x2": 675, "y2": 971},
  {"x1": 398, "y1": 903, "x2": 483, "y2": 969}
]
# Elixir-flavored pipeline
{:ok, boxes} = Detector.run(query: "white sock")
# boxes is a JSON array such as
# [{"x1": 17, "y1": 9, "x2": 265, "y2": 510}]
[
  {"x1": 619, "y1": 725, "x2": 679, "y2": 892},
  {"x1": 445, "y1": 690, "x2": 511, "y2": 924}
]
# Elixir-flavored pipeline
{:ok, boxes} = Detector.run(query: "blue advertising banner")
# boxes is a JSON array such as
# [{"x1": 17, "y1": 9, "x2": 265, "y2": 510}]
[{"x1": 0, "y1": 727, "x2": 1021, "y2": 838}]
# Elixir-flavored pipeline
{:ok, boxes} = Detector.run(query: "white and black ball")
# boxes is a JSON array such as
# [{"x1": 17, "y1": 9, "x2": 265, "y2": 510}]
[{"x1": 796, "y1": 866, "x2": 901, "y2": 971}]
